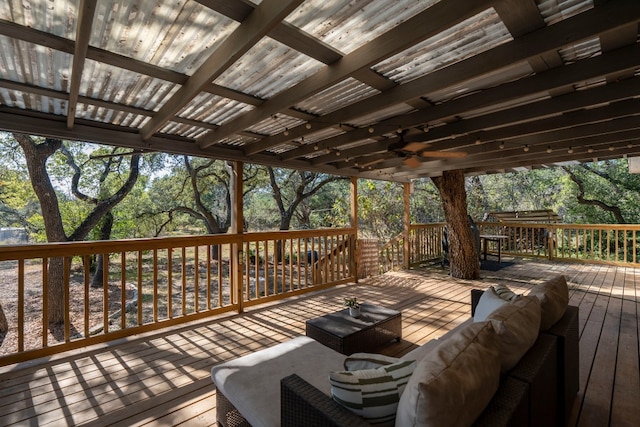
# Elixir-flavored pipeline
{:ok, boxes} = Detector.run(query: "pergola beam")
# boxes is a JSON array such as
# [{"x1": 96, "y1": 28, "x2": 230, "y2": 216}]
[
  {"x1": 200, "y1": 0, "x2": 495, "y2": 149},
  {"x1": 277, "y1": 2, "x2": 640, "y2": 160},
  {"x1": 140, "y1": 0, "x2": 304, "y2": 140},
  {"x1": 66, "y1": 0, "x2": 96, "y2": 130}
]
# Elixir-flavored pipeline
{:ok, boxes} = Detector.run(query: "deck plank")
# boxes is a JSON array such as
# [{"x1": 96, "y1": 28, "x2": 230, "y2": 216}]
[{"x1": 0, "y1": 259, "x2": 638, "y2": 426}]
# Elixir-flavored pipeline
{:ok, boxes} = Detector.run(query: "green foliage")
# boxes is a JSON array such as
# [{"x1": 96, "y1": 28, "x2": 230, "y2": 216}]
[
  {"x1": 357, "y1": 180, "x2": 404, "y2": 240},
  {"x1": 560, "y1": 160, "x2": 640, "y2": 224},
  {"x1": 3, "y1": 128, "x2": 640, "y2": 248},
  {"x1": 410, "y1": 179, "x2": 444, "y2": 223}
]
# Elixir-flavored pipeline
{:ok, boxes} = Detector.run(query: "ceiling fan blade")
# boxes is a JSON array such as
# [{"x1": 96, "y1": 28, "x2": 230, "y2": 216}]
[
  {"x1": 403, "y1": 156, "x2": 422, "y2": 168},
  {"x1": 420, "y1": 150, "x2": 468, "y2": 158},
  {"x1": 402, "y1": 142, "x2": 430, "y2": 152}
]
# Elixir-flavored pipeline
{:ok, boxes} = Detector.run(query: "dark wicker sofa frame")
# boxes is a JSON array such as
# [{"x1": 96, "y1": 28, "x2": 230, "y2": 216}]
[{"x1": 216, "y1": 290, "x2": 579, "y2": 427}]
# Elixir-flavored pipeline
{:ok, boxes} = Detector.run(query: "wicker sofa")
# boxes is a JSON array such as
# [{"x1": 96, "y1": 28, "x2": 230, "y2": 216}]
[{"x1": 212, "y1": 276, "x2": 579, "y2": 427}]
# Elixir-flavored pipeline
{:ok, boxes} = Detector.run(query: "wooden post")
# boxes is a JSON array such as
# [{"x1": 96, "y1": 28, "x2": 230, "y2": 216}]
[
  {"x1": 350, "y1": 176, "x2": 358, "y2": 282},
  {"x1": 231, "y1": 161, "x2": 244, "y2": 313},
  {"x1": 403, "y1": 182, "x2": 411, "y2": 269}
]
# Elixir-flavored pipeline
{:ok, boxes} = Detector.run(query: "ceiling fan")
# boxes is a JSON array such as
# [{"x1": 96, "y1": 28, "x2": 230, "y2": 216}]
[{"x1": 388, "y1": 131, "x2": 468, "y2": 168}]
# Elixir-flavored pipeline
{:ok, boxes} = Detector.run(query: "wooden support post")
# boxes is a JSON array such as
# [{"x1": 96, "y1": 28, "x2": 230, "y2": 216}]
[
  {"x1": 403, "y1": 182, "x2": 411, "y2": 269},
  {"x1": 350, "y1": 176, "x2": 358, "y2": 282},
  {"x1": 231, "y1": 161, "x2": 244, "y2": 313}
]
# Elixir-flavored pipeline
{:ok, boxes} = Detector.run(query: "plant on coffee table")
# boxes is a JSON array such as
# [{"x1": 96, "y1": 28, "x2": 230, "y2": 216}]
[{"x1": 344, "y1": 297, "x2": 361, "y2": 317}]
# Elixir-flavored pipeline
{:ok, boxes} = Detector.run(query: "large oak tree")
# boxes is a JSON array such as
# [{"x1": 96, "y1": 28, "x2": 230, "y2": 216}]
[
  {"x1": 432, "y1": 170, "x2": 480, "y2": 280},
  {"x1": 13, "y1": 134, "x2": 141, "y2": 324}
]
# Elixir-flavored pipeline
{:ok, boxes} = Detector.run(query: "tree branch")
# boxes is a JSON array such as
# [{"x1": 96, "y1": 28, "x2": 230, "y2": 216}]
[{"x1": 563, "y1": 166, "x2": 626, "y2": 223}]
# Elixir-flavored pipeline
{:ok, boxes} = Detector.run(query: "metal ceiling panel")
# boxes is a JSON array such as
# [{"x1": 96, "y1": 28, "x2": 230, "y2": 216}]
[
  {"x1": 1, "y1": 0, "x2": 78, "y2": 39},
  {"x1": 76, "y1": 102, "x2": 150, "y2": 129},
  {"x1": 159, "y1": 120, "x2": 208, "y2": 139},
  {"x1": 294, "y1": 78, "x2": 379, "y2": 115},
  {"x1": 214, "y1": 37, "x2": 324, "y2": 99},
  {"x1": 178, "y1": 92, "x2": 253, "y2": 126},
  {"x1": 91, "y1": 0, "x2": 238, "y2": 75},
  {"x1": 0, "y1": 0, "x2": 638, "y2": 182},
  {"x1": 558, "y1": 37, "x2": 601, "y2": 63},
  {"x1": 348, "y1": 104, "x2": 416, "y2": 128},
  {"x1": 427, "y1": 62, "x2": 534, "y2": 104},
  {"x1": 373, "y1": 8, "x2": 512, "y2": 84},
  {"x1": 78, "y1": 59, "x2": 179, "y2": 111},
  {"x1": 246, "y1": 113, "x2": 305, "y2": 137},
  {"x1": 0, "y1": 89, "x2": 67, "y2": 115},
  {"x1": 286, "y1": 0, "x2": 438, "y2": 55},
  {"x1": 536, "y1": 0, "x2": 594, "y2": 25},
  {"x1": 0, "y1": 37, "x2": 72, "y2": 92}
]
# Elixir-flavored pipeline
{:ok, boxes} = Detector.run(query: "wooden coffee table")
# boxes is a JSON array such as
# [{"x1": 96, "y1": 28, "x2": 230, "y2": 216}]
[{"x1": 305, "y1": 304, "x2": 402, "y2": 355}]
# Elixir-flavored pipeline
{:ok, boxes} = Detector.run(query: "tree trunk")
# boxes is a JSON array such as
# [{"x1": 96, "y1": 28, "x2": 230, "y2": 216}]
[
  {"x1": 91, "y1": 212, "x2": 114, "y2": 287},
  {"x1": 14, "y1": 135, "x2": 68, "y2": 323},
  {"x1": 432, "y1": 170, "x2": 480, "y2": 280}
]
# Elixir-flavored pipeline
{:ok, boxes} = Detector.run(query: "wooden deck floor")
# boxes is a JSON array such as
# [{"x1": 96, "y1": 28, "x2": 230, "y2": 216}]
[{"x1": 1, "y1": 258, "x2": 638, "y2": 426}]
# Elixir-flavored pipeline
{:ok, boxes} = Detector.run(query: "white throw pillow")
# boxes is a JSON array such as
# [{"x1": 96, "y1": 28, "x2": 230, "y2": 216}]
[
  {"x1": 330, "y1": 359, "x2": 417, "y2": 427},
  {"x1": 474, "y1": 286, "x2": 508, "y2": 321}
]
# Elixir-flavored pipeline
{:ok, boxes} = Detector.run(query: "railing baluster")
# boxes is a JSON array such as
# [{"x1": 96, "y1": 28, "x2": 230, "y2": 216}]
[
  {"x1": 42, "y1": 257, "x2": 48, "y2": 348},
  {"x1": 120, "y1": 252, "x2": 126, "y2": 330},
  {"x1": 137, "y1": 250, "x2": 142, "y2": 326},
  {"x1": 181, "y1": 247, "x2": 186, "y2": 315},
  {"x1": 83, "y1": 255, "x2": 90, "y2": 339},
  {"x1": 101, "y1": 254, "x2": 107, "y2": 336},
  {"x1": 153, "y1": 249, "x2": 159, "y2": 322},
  {"x1": 62, "y1": 256, "x2": 71, "y2": 343},
  {"x1": 168, "y1": 248, "x2": 173, "y2": 319},
  {"x1": 194, "y1": 245, "x2": 199, "y2": 313},
  {"x1": 18, "y1": 259, "x2": 24, "y2": 352}
]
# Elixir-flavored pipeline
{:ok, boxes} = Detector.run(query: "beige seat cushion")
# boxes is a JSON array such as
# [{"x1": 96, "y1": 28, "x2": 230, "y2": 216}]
[
  {"x1": 211, "y1": 335, "x2": 344, "y2": 427},
  {"x1": 482, "y1": 295, "x2": 541, "y2": 372},
  {"x1": 528, "y1": 275, "x2": 569, "y2": 330},
  {"x1": 395, "y1": 321, "x2": 501, "y2": 427}
]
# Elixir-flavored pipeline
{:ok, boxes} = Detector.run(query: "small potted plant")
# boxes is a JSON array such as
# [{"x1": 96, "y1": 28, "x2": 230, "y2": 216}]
[{"x1": 344, "y1": 297, "x2": 361, "y2": 317}]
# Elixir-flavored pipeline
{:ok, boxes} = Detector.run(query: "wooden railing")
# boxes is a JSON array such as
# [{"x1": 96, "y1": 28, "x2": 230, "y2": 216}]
[
  {"x1": 381, "y1": 222, "x2": 640, "y2": 272},
  {"x1": 551, "y1": 224, "x2": 640, "y2": 265},
  {"x1": 0, "y1": 228, "x2": 355, "y2": 366},
  {"x1": 380, "y1": 223, "x2": 446, "y2": 272}
]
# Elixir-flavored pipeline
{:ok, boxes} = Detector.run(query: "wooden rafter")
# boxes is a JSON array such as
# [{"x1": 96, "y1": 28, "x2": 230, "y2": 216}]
[
  {"x1": 200, "y1": 0, "x2": 495, "y2": 149},
  {"x1": 140, "y1": 0, "x2": 305, "y2": 140}
]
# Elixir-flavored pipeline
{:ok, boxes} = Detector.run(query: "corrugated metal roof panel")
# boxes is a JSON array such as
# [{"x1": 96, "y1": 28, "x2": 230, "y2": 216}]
[
  {"x1": 427, "y1": 62, "x2": 534, "y2": 103},
  {"x1": 91, "y1": 0, "x2": 237, "y2": 75},
  {"x1": 348, "y1": 104, "x2": 416, "y2": 127},
  {"x1": 246, "y1": 113, "x2": 304, "y2": 137},
  {"x1": 461, "y1": 92, "x2": 551, "y2": 120},
  {"x1": 76, "y1": 102, "x2": 150, "y2": 129},
  {"x1": 159, "y1": 121, "x2": 208, "y2": 139},
  {"x1": 287, "y1": 0, "x2": 439, "y2": 55},
  {"x1": 536, "y1": 0, "x2": 594, "y2": 25},
  {"x1": 373, "y1": 8, "x2": 511, "y2": 84},
  {"x1": 1, "y1": 0, "x2": 78, "y2": 39},
  {"x1": 294, "y1": 78, "x2": 379, "y2": 115},
  {"x1": 79, "y1": 59, "x2": 179, "y2": 111},
  {"x1": 218, "y1": 135, "x2": 258, "y2": 148},
  {"x1": 178, "y1": 92, "x2": 253, "y2": 126},
  {"x1": 0, "y1": 37, "x2": 72, "y2": 92},
  {"x1": 558, "y1": 37, "x2": 601, "y2": 63},
  {"x1": 214, "y1": 37, "x2": 324, "y2": 99},
  {"x1": 0, "y1": 89, "x2": 67, "y2": 115}
]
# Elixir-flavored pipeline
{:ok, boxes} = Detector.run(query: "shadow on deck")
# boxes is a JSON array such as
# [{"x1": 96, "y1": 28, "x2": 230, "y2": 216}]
[{"x1": 0, "y1": 258, "x2": 638, "y2": 426}]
